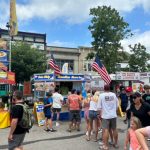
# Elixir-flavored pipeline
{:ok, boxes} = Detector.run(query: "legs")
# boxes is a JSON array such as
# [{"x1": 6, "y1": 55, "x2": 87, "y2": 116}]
[
  {"x1": 87, "y1": 118, "x2": 93, "y2": 140},
  {"x1": 101, "y1": 118, "x2": 118, "y2": 149},
  {"x1": 44, "y1": 117, "x2": 49, "y2": 130},
  {"x1": 112, "y1": 129, "x2": 118, "y2": 146}
]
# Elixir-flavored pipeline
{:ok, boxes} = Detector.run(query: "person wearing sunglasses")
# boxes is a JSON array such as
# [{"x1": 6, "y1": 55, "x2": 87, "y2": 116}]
[{"x1": 130, "y1": 92, "x2": 150, "y2": 127}]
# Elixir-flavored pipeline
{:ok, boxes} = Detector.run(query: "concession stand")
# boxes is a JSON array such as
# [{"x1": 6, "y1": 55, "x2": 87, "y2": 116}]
[
  {"x1": 0, "y1": 71, "x2": 15, "y2": 128},
  {"x1": 32, "y1": 73, "x2": 90, "y2": 120}
]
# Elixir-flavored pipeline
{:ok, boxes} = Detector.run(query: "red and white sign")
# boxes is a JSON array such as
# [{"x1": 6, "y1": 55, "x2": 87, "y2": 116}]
[{"x1": 116, "y1": 72, "x2": 140, "y2": 80}]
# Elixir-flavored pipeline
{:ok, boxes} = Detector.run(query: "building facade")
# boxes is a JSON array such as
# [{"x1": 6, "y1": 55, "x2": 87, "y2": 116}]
[
  {"x1": 0, "y1": 29, "x2": 47, "y2": 51},
  {"x1": 0, "y1": 29, "x2": 47, "y2": 96}
]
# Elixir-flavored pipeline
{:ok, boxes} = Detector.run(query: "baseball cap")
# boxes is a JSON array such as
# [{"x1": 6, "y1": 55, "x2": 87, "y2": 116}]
[{"x1": 125, "y1": 87, "x2": 132, "y2": 93}]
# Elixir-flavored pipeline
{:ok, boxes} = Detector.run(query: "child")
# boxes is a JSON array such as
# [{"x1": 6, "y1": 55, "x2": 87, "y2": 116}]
[
  {"x1": 124, "y1": 117, "x2": 142, "y2": 150},
  {"x1": 83, "y1": 92, "x2": 91, "y2": 135}
]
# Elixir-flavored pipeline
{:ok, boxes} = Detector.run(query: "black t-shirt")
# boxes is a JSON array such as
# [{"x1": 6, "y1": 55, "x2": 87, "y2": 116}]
[
  {"x1": 130, "y1": 102, "x2": 150, "y2": 127},
  {"x1": 142, "y1": 94, "x2": 150, "y2": 105},
  {"x1": 11, "y1": 104, "x2": 27, "y2": 134}
]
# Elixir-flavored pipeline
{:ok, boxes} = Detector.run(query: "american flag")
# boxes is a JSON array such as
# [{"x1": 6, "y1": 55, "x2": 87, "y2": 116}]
[
  {"x1": 49, "y1": 54, "x2": 61, "y2": 75},
  {"x1": 92, "y1": 55, "x2": 111, "y2": 85}
]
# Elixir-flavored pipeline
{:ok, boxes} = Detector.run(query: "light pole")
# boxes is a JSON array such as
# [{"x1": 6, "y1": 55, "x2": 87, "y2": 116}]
[{"x1": 6, "y1": 22, "x2": 12, "y2": 109}]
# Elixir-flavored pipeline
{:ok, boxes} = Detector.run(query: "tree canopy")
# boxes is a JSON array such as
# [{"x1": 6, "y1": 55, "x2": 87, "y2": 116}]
[
  {"x1": 11, "y1": 42, "x2": 47, "y2": 83},
  {"x1": 128, "y1": 43, "x2": 150, "y2": 72},
  {"x1": 88, "y1": 6, "x2": 132, "y2": 73}
]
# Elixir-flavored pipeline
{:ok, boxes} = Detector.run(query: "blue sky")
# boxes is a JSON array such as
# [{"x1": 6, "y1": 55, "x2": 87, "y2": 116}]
[{"x1": 0, "y1": 0, "x2": 150, "y2": 52}]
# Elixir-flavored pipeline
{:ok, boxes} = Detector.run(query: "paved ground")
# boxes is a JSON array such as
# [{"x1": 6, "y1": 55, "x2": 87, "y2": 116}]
[{"x1": 0, "y1": 117, "x2": 134, "y2": 150}]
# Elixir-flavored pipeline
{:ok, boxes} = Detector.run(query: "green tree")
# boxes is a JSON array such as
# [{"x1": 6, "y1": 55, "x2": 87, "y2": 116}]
[
  {"x1": 11, "y1": 42, "x2": 47, "y2": 83},
  {"x1": 88, "y1": 6, "x2": 132, "y2": 73},
  {"x1": 128, "y1": 43, "x2": 150, "y2": 72}
]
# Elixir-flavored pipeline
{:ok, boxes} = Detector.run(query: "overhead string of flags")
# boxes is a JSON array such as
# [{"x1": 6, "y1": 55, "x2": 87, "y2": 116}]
[
  {"x1": 92, "y1": 54, "x2": 111, "y2": 85},
  {"x1": 49, "y1": 54, "x2": 61, "y2": 75}
]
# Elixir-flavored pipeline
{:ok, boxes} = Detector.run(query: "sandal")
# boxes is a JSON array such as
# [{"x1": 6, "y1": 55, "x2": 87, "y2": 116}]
[
  {"x1": 93, "y1": 139, "x2": 98, "y2": 142},
  {"x1": 99, "y1": 145, "x2": 108, "y2": 150},
  {"x1": 67, "y1": 129, "x2": 71, "y2": 132},
  {"x1": 113, "y1": 144, "x2": 119, "y2": 149},
  {"x1": 86, "y1": 137, "x2": 90, "y2": 141}
]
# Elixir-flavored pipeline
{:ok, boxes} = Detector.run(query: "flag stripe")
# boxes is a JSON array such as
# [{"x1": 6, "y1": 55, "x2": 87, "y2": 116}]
[
  {"x1": 92, "y1": 55, "x2": 111, "y2": 84},
  {"x1": 93, "y1": 63, "x2": 110, "y2": 84},
  {"x1": 49, "y1": 54, "x2": 61, "y2": 75}
]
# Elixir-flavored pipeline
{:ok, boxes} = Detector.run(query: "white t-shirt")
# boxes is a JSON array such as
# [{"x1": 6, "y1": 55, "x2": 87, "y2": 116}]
[
  {"x1": 97, "y1": 92, "x2": 119, "y2": 119},
  {"x1": 52, "y1": 92, "x2": 63, "y2": 108},
  {"x1": 89, "y1": 100, "x2": 98, "y2": 111}
]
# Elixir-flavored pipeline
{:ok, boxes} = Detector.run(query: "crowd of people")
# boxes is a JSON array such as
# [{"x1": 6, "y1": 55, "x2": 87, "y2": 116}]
[{"x1": 8, "y1": 84, "x2": 150, "y2": 150}]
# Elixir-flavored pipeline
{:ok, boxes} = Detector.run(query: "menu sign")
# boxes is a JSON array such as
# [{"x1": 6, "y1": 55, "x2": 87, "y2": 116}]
[{"x1": 116, "y1": 72, "x2": 140, "y2": 80}]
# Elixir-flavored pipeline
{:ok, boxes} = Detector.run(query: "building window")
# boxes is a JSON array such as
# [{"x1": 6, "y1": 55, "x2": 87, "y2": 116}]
[
  {"x1": 83, "y1": 60, "x2": 92, "y2": 72},
  {"x1": 24, "y1": 37, "x2": 34, "y2": 42},
  {"x1": 48, "y1": 59, "x2": 74, "y2": 73},
  {"x1": 13, "y1": 36, "x2": 23, "y2": 41}
]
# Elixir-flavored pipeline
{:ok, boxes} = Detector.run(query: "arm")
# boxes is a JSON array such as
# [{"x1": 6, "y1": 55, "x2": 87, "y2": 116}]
[
  {"x1": 44, "y1": 98, "x2": 53, "y2": 107},
  {"x1": 135, "y1": 128, "x2": 149, "y2": 150},
  {"x1": 124, "y1": 130, "x2": 130, "y2": 150},
  {"x1": 44, "y1": 103, "x2": 52, "y2": 107},
  {"x1": 8, "y1": 118, "x2": 18, "y2": 141}
]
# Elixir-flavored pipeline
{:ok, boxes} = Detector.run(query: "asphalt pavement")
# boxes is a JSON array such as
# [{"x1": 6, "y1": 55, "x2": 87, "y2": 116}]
[{"x1": 0, "y1": 117, "x2": 134, "y2": 150}]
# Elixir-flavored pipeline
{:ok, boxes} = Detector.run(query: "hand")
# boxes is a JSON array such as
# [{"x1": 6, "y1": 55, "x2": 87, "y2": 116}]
[
  {"x1": 124, "y1": 146, "x2": 127, "y2": 150},
  {"x1": 8, "y1": 134, "x2": 13, "y2": 141}
]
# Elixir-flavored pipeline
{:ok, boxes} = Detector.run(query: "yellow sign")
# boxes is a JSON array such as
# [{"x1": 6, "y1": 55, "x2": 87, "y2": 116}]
[
  {"x1": 0, "y1": 72, "x2": 7, "y2": 79},
  {"x1": 34, "y1": 102, "x2": 45, "y2": 126}
]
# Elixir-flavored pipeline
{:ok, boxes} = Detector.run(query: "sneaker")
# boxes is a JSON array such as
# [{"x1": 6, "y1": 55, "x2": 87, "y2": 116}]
[
  {"x1": 50, "y1": 128, "x2": 57, "y2": 132},
  {"x1": 109, "y1": 141, "x2": 114, "y2": 145},
  {"x1": 44, "y1": 129, "x2": 50, "y2": 132},
  {"x1": 67, "y1": 129, "x2": 71, "y2": 132},
  {"x1": 56, "y1": 122, "x2": 60, "y2": 127},
  {"x1": 99, "y1": 141, "x2": 103, "y2": 146},
  {"x1": 123, "y1": 120, "x2": 127, "y2": 124},
  {"x1": 77, "y1": 128, "x2": 80, "y2": 132},
  {"x1": 98, "y1": 128, "x2": 102, "y2": 133},
  {"x1": 86, "y1": 131, "x2": 88, "y2": 136}
]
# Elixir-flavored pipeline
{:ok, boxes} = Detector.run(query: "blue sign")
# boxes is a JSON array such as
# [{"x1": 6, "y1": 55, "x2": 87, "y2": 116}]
[
  {"x1": 0, "y1": 50, "x2": 9, "y2": 62},
  {"x1": 34, "y1": 74, "x2": 85, "y2": 82},
  {"x1": 34, "y1": 74, "x2": 54, "y2": 81},
  {"x1": 56, "y1": 74, "x2": 85, "y2": 81}
]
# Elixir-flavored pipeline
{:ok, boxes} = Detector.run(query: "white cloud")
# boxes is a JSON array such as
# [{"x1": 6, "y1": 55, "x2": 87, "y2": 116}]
[
  {"x1": 48, "y1": 40, "x2": 77, "y2": 48},
  {"x1": 0, "y1": 0, "x2": 9, "y2": 29},
  {"x1": 121, "y1": 30, "x2": 150, "y2": 53},
  {"x1": 1, "y1": 0, "x2": 150, "y2": 25}
]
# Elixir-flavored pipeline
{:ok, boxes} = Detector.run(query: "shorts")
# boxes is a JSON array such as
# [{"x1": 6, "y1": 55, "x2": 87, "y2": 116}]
[
  {"x1": 8, "y1": 133, "x2": 26, "y2": 150},
  {"x1": 45, "y1": 114, "x2": 52, "y2": 119},
  {"x1": 102, "y1": 118, "x2": 117, "y2": 130},
  {"x1": 89, "y1": 110, "x2": 98, "y2": 120},
  {"x1": 52, "y1": 108, "x2": 61, "y2": 113},
  {"x1": 70, "y1": 110, "x2": 81, "y2": 122}
]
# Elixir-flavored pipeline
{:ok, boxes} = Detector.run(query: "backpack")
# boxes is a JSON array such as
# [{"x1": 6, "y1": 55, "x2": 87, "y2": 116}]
[{"x1": 16, "y1": 103, "x2": 34, "y2": 130}]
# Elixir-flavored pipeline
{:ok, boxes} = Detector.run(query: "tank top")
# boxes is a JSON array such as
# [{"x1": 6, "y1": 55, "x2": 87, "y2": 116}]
[{"x1": 129, "y1": 129, "x2": 142, "y2": 150}]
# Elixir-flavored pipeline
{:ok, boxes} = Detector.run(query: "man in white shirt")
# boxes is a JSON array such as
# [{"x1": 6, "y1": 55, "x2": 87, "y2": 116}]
[
  {"x1": 97, "y1": 85, "x2": 119, "y2": 149},
  {"x1": 52, "y1": 87, "x2": 63, "y2": 126}
]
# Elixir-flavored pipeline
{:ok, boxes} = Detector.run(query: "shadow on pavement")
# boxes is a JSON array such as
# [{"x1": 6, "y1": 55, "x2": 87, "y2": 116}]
[{"x1": 0, "y1": 133, "x2": 85, "y2": 149}]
